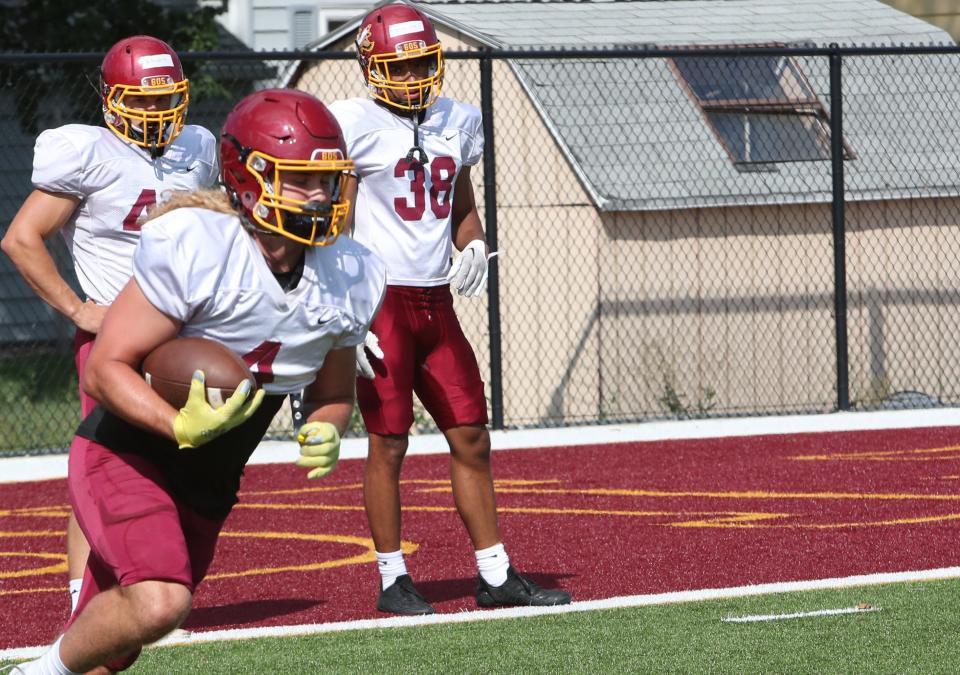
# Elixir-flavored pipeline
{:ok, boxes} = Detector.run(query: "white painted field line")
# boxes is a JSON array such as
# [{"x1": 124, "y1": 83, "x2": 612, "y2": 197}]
[
  {"x1": 722, "y1": 604, "x2": 881, "y2": 623},
  {"x1": 4, "y1": 407, "x2": 960, "y2": 484},
  {"x1": 1, "y1": 566, "x2": 955, "y2": 662}
]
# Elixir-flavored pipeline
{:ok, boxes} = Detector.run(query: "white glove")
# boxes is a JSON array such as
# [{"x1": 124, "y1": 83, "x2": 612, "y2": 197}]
[
  {"x1": 295, "y1": 421, "x2": 340, "y2": 479},
  {"x1": 356, "y1": 331, "x2": 384, "y2": 380},
  {"x1": 446, "y1": 239, "x2": 497, "y2": 297}
]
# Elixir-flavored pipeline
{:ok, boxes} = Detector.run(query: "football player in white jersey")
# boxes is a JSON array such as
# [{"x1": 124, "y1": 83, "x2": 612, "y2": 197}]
[
  {"x1": 1, "y1": 35, "x2": 218, "y2": 617},
  {"x1": 17, "y1": 88, "x2": 385, "y2": 675},
  {"x1": 328, "y1": 3, "x2": 570, "y2": 615}
]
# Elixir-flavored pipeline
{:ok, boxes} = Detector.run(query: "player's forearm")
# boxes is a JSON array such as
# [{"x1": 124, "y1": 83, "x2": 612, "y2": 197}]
[
  {"x1": 1, "y1": 233, "x2": 84, "y2": 320},
  {"x1": 303, "y1": 399, "x2": 354, "y2": 437},
  {"x1": 85, "y1": 358, "x2": 178, "y2": 440},
  {"x1": 450, "y1": 168, "x2": 485, "y2": 252},
  {"x1": 452, "y1": 209, "x2": 486, "y2": 253}
]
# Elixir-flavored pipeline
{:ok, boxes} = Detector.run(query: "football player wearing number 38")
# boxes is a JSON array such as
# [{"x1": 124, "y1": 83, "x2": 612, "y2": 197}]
[
  {"x1": 1, "y1": 35, "x2": 218, "y2": 620},
  {"x1": 16, "y1": 89, "x2": 386, "y2": 675},
  {"x1": 328, "y1": 3, "x2": 570, "y2": 615}
]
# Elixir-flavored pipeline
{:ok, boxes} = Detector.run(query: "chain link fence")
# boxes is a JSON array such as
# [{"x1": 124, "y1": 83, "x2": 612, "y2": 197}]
[{"x1": 2, "y1": 45, "x2": 960, "y2": 454}]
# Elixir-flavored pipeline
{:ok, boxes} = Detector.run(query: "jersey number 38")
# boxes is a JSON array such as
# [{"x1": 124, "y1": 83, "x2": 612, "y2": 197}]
[{"x1": 393, "y1": 156, "x2": 456, "y2": 221}]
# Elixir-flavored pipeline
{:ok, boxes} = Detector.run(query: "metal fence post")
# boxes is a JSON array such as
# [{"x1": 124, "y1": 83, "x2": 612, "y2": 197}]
[
  {"x1": 829, "y1": 46, "x2": 850, "y2": 411},
  {"x1": 479, "y1": 51, "x2": 504, "y2": 429}
]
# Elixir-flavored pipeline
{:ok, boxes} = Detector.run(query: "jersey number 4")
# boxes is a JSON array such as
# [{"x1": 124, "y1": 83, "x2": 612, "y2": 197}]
[
  {"x1": 242, "y1": 341, "x2": 281, "y2": 385},
  {"x1": 394, "y1": 156, "x2": 456, "y2": 221},
  {"x1": 122, "y1": 189, "x2": 157, "y2": 231}
]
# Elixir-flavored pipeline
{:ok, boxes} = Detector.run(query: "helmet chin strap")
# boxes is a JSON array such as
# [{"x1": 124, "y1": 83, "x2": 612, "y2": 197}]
[
  {"x1": 374, "y1": 92, "x2": 428, "y2": 165},
  {"x1": 405, "y1": 109, "x2": 428, "y2": 165},
  {"x1": 285, "y1": 201, "x2": 331, "y2": 240},
  {"x1": 131, "y1": 120, "x2": 165, "y2": 158}
]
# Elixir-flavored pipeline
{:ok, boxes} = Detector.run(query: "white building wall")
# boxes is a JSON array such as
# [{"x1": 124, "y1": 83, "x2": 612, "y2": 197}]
[{"x1": 216, "y1": 0, "x2": 371, "y2": 50}]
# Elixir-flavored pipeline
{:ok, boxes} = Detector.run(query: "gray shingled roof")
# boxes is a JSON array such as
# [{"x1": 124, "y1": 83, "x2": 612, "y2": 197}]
[
  {"x1": 415, "y1": 0, "x2": 948, "y2": 48},
  {"x1": 305, "y1": 0, "x2": 959, "y2": 211}
]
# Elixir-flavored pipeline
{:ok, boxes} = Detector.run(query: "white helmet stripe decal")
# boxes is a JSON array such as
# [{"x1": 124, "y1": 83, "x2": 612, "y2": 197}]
[
  {"x1": 388, "y1": 20, "x2": 424, "y2": 37},
  {"x1": 138, "y1": 54, "x2": 175, "y2": 69}
]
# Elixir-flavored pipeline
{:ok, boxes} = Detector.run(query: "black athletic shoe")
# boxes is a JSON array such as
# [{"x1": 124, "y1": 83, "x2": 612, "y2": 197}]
[
  {"x1": 376, "y1": 575, "x2": 435, "y2": 615},
  {"x1": 476, "y1": 566, "x2": 572, "y2": 608}
]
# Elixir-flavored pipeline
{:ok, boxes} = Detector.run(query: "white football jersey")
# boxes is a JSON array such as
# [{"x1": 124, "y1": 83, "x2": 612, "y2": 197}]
[
  {"x1": 329, "y1": 97, "x2": 483, "y2": 286},
  {"x1": 32, "y1": 124, "x2": 218, "y2": 305},
  {"x1": 134, "y1": 208, "x2": 387, "y2": 395}
]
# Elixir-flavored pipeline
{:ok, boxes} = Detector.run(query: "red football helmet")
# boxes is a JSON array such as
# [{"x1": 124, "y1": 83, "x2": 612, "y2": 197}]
[
  {"x1": 100, "y1": 35, "x2": 189, "y2": 156},
  {"x1": 355, "y1": 4, "x2": 444, "y2": 111},
  {"x1": 220, "y1": 89, "x2": 355, "y2": 247}
]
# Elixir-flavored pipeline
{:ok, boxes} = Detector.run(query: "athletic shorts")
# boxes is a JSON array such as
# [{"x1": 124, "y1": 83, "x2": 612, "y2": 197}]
[
  {"x1": 73, "y1": 328, "x2": 97, "y2": 418},
  {"x1": 67, "y1": 435, "x2": 224, "y2": 605},
  {"x1": 357, "y1": 284, "x2": 488, "y2": 435}
]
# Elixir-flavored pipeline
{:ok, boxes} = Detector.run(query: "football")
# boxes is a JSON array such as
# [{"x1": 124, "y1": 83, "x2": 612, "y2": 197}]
[{"x1": 141, "y1": 337, "x2": 256, "y2": 409}]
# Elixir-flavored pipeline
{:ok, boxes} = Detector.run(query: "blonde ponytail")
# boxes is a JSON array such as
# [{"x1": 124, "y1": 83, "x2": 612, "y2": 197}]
[{"x1": 145, "y1": 189, "x2": 237, "y2": 222}]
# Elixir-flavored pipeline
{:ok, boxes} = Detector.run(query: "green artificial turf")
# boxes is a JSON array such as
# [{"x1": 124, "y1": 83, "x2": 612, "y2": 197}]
[{"x1": 104, "y1": 577, "x2": 960, "y2": 674}]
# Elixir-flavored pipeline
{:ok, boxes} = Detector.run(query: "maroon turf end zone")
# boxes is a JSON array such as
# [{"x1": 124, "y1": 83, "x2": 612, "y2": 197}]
[{"x1": 3, "y1": 424, "x2": 960, "y2": 648}]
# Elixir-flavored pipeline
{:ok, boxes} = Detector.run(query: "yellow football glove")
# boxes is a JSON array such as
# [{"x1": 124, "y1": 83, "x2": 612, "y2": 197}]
[
  {"x1": 173, "y1": 371, "x2": 265, "y2": 449},
  {"x1": 296, "y1": 421, "x2": 341, "y2": 479}
]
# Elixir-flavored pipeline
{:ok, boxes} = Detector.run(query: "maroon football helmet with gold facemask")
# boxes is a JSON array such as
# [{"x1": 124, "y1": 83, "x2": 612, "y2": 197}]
[
  {"x1": 220, "y1": 89, "x2": 355, "y2": 247},
  {"x1": 355, "y1": 4, "x2": 444, "y2": 112},
  {"x1": 99, "y1": 35, "x2": 189, "y2": 157}
]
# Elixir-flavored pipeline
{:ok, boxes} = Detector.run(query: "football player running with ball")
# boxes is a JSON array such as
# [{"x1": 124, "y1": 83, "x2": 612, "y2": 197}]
[
  {"x1": 329, "y1": 3, "x2": 571, "y2": 615},
  {"x1": 16, "y1": 89, "x2": 385, "y2": 675},
  {"x1": 1, "y1": 35, "x2": 218, "y2": 616}
]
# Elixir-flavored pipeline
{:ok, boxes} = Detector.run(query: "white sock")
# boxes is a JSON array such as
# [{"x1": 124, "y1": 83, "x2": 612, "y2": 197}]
[
  {"x1": 68, "y1": 578, "x2": 82, "y2": 614},
  {"x1": 476, "y1": 543, "x2": 510, "y2": 587},
  {"x1": 19, "y1": 636, "x2": 79, "y2": 675},
  {"x1": 376, "y1": 550, "x2": 408, "y2": 591}
]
